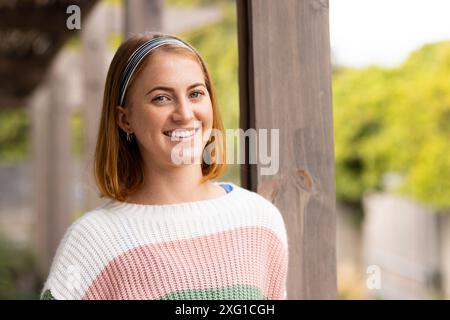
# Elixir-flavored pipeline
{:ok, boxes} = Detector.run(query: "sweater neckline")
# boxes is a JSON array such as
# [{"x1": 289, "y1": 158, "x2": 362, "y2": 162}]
[{"x1": 102, "y1": 181, "x2": 239, "y2": 213}]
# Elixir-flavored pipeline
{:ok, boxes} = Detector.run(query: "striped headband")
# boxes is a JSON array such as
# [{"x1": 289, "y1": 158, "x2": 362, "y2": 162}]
[{"x1": 118, "y1": 37, "x2": 193, "y2": 106}]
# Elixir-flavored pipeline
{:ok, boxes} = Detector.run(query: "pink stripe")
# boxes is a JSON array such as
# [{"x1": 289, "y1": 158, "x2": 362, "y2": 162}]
[{"x1": 83, "y1": 226, "x2": 288, "y2": 300}]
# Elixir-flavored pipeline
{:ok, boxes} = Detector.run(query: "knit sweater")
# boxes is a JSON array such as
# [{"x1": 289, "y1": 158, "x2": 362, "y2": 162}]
[{"x1": 40, "y1": 182, "x2": 289, "y2": 300}]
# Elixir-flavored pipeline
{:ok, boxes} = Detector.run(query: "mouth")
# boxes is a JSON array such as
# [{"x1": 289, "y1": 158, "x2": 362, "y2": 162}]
[{"x1": 163, "y1": 127, "x2": 200, "y2": 141}]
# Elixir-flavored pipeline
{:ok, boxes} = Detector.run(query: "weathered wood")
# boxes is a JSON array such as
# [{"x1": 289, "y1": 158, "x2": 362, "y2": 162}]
[
  {"x1": 30, "y1": 84, "x2": 51, "y2": 278},
  {"x1": 0, "y1": 0, "x2": 99, "y2": 109},
  {"x1": 30, "y1": 51, "x2": 74, "y2": 278},
  {"x1": 0, "y1": 11, "x2": 75, "y2": 33},
  {"x1": 237, "y1": 0, "x2": 337, "y2": 299},
  {"x1": 236, "y1": 0, "x2": 257, "y2": 190},
  {"x1": 0, "y1": 35, "x2": 64, "y2": 107},
  {"x1": 80, "y1": 2, "x2": 111, "y2": 211},
  {"x1": 124, "y1": 0, "x2": 163, "y2": 38},
  {"x1": 0, "y1": 97, "x2": 26, "y2": 108},
  {"x1": 0, "y1": 0, "x2": 97, "y2": 31}
]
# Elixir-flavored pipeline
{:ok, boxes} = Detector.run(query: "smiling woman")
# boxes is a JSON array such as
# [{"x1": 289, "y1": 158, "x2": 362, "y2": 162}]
[
  {"x1": 39, "y1": 33, "x2": 289, "y2": 300},
  {"x1": 99, "y1": 33, "x2": 227, "y2": 203}
]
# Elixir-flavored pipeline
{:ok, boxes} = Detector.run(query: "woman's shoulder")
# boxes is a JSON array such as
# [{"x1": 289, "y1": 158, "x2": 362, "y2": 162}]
[
  {"x1": 64, "y1": 206, "x2": 110, "y2": 238},
  {"x1": 53, "y1": 203, "x2": 121, "y2": 258},
  {"x1": 41, "y1": 204, "x2": 127, "y2": 300},
  {"x1": 40, "y1": 208, "x2": 109, "y2": 299}
]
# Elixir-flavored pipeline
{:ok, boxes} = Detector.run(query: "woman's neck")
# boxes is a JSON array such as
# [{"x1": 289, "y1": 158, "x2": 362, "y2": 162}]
[{"x1": 125, "y1": 163, "x2": 225, "y2": 205}]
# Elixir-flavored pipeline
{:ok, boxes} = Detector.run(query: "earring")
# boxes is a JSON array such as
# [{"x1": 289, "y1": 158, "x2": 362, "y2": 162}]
[{"x1": 126, "y1": 132, "x2": 133, "y2": 142}]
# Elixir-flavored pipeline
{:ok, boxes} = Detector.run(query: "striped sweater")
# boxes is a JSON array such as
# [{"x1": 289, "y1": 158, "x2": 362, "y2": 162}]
[{"x1": 40, "y1": 182, "x2": 289, "y2": 300}]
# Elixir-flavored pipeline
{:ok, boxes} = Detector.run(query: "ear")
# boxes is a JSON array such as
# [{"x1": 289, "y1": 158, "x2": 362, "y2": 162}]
[{"x1": 116, "y1": 106, "x2": 132, "y2": 133}]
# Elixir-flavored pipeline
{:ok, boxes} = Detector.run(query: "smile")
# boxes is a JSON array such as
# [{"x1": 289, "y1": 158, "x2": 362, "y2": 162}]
[{"x1": 163, "y1": 127, "x2": 200, "y2": 140}]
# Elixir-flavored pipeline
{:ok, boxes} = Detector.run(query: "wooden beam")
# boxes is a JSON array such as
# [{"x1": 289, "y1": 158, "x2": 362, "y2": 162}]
[
  {"x1": 30, "y1": 51, "x2": 74, "y2": 279},
  {"x1": 0, "y1": 97, "x2": 26, "y2": 108},
  {"x1": 124, "y1": 0, "x2": 163, "y2": 38},
  {"x1": 0, "y1": 12, "x2": 72, "y2": 33},
  {"x1": 0, "y1": 63, "x2": 48, "y2": 95},
  {"x1": 0, "y1": 36, "x2": 65, "y2": 107},
  {"x1": 29, "y1": 84, "x2": 51, "y2": 279},
  {"x1": 0, "y1": 1, "x2": 99, "y2": 108},
  {"x1": 80, "y1": 2, "x2": 111, "y2": 211},
  {"x1": 236, "y1": 0, "x2": 257, "y2": 190},
  {"x1": 0, "y1": 0, "x2": 97, "y2": 32},
  {"x1": 236, "y1": 0, "x2": 337, "y2": 299}
]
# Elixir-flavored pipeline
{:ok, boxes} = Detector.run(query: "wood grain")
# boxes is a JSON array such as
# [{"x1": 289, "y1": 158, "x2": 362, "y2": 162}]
[{"x1": 237, "y1": 0, "x2": 337, "y2": 299}]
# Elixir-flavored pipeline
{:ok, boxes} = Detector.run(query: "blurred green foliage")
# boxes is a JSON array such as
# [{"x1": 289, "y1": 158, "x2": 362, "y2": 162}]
[
  {"x1": 0, "y1": 109, "x2": 84, "y2": 164},
  {"x1": 0, "y1": 109, "x2": 29, "y2": 164},
  {"x1": 334, "y1": 41, "x2": 450, "y2": 210},
  {"x1": 0, "y1": 232, "x2": 38, "y2": 299},
  {"x1": 71, "y1": 111, "x2": 84, "y2": 157}
]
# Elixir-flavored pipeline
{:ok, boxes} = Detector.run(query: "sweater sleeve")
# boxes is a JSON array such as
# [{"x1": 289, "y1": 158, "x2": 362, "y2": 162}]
[
  {"x1": 282, "y1": 216, "x2": 289, "y2": 300},
  {"x1": 40, "y1": 213, "x2": 99, "y2": 300},
  {"x1": 278, "y1": 211, "x2": 289, "y2": 300},
  {"x1": 259, "y1": 196, "x2": 289, "y2": 300}
]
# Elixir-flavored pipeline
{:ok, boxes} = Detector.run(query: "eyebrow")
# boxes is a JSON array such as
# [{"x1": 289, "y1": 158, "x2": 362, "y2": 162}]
[{"x1": 145, "y1": 83, "x2": 206, "y2": 96}]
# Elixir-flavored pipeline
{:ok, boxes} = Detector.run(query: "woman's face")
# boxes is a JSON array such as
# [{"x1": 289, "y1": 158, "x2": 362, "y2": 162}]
[{"x1": 117, "y1": 51, "x2": 213, "y2": 168}]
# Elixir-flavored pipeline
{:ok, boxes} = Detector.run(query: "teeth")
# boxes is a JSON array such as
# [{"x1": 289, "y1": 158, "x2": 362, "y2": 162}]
[{"x1": 164, "y1": 129, "x2": 197, "y2": 138}]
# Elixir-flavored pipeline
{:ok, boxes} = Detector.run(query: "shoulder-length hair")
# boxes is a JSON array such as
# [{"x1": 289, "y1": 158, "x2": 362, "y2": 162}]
[{"x1": 94, "y1": 32, "x2": 226, "y2": 202}]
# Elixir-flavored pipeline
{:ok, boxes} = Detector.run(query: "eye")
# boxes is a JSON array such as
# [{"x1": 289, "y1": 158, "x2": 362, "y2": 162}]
[
  {"x1": 152, "y1": 95, "x2": 169, "y2": 103},
  {"x1": 190, "y1": 90, "x2": 204, "y2": 99}
]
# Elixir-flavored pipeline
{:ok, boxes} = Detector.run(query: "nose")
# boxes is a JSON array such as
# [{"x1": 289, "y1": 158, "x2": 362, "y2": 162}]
[{"x1": 172, "y1": 98, "x2": 194, "y2": 122}]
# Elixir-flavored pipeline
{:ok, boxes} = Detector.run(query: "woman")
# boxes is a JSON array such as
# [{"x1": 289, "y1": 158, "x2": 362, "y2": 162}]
[{"x1": 40, "y1": 33, "x2": 288, "y2": 300}]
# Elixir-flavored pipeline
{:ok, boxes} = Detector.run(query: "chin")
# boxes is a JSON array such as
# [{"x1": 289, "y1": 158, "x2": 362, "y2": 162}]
[{"x1": 165, "y1": 145, "x2": 205, "y2": 166}]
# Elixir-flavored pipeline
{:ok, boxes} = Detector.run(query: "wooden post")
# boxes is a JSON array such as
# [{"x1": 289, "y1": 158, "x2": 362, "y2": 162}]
[
  {"x1": 237, "y1": 0, "x2": 337, "y2": 299},
  {"x1": 124, "y1": 0, "x2": 163, "y2": 38},
  {"x1": 81, "y1": 2, "x2": 110, "y2": 211},
  {"x1": 30, "y1": 84, "x2": 51, "y2": 278},
  {"x1": 31, "y1": 51, "x2": 74, "y2": 278}
]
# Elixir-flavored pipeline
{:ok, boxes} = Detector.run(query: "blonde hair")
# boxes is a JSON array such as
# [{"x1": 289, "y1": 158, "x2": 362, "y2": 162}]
[{"x1": 94, "y1": 33, "x2": 226, "y2": 201}]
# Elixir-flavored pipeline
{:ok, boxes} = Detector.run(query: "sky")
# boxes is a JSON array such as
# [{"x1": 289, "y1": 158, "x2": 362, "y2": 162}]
[{"x1": 329, "y1": 0, "x2": 450, "y2": 67}]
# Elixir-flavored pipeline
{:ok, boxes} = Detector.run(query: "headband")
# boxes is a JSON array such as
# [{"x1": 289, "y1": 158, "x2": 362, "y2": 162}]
[{"x1": 118, "y1": 37, "x2": 194, "y2": 106}]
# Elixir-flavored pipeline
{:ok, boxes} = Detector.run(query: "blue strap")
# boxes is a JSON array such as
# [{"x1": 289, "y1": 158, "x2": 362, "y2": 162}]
[{"x1": 220, "y1": 183, "x2": 233, "y2": 193}]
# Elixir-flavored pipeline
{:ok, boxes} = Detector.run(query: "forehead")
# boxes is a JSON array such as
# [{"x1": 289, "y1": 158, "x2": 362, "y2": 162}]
[{"x1": 138, "y1": 51, "x2": 205, "y2": 86}]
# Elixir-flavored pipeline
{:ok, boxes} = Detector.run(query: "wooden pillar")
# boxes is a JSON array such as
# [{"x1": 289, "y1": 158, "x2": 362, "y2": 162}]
[
  {"x1": 81, "y1": 2, "x2": 110, "y2": 211},
  {"x1": 31, "y1": 52, "x2": 73, "y2": 278},
  {"x1": 124, "y1": 0, "x2": 163, "y2": 38},
  {"x1": 237, "y1": 0, "x2": 337, "y2": 299}
]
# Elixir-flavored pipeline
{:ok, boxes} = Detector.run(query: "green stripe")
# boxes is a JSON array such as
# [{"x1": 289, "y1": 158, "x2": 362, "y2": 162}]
[
  {"x1": 159, "y1": 284, "x2": 267, "y2": 300},
  {"x1": 41, "y1": 289, "x2": 56, "y2": 300}
]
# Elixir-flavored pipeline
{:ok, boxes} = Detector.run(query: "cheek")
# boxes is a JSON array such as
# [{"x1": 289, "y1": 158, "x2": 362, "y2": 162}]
[
  {"x1": 197, "y1": 105, "x2": 214, "y2": 128},
  {"x1": 197, "y1": 106, "x2": 214, "y2": 146},
  {"x1": 132, "y1": 110, "x2": 165, "y2": 136}
]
